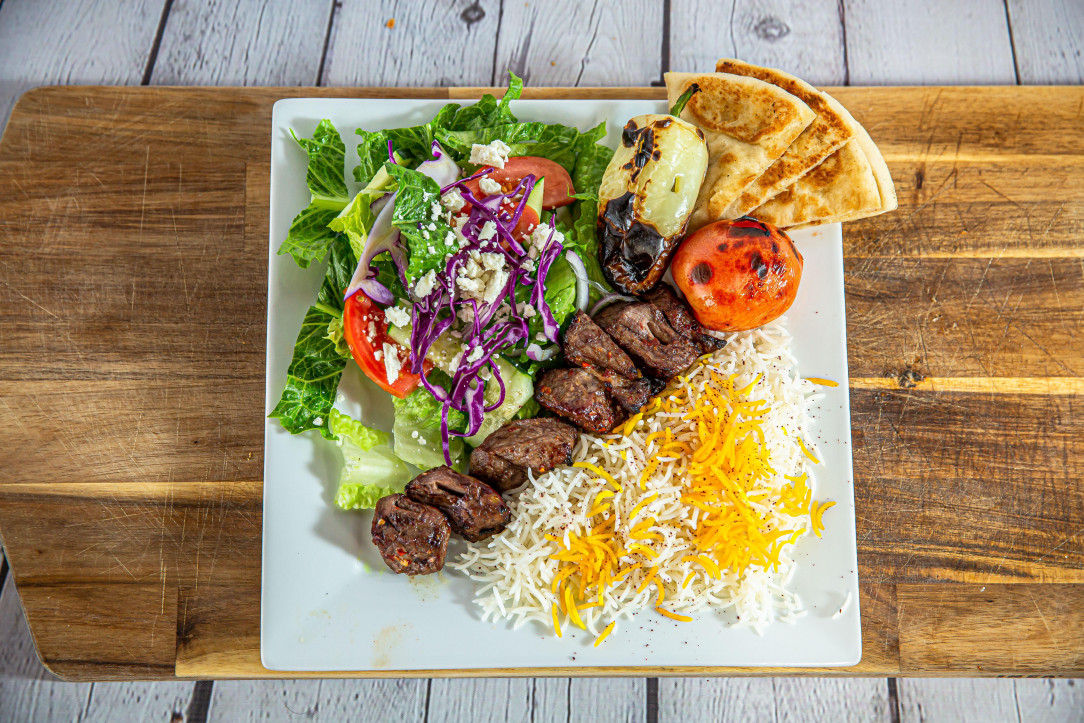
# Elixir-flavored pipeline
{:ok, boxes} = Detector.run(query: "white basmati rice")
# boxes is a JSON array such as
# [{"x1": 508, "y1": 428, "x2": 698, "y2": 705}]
[{"x1": 452, "y1": 317, "x2": 826, "y2": 639}]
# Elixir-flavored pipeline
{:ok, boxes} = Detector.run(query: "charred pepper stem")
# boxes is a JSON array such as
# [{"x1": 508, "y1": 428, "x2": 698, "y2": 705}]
[{"x1": 669, "y1": 83, "x2": 701, "y2": 117}]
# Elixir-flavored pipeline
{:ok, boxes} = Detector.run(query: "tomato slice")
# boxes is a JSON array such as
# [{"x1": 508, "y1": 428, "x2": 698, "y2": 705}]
[
  {"x1": 467, "y1": 156, "x2": 575, "y2": 209},
  {"x1": 342, "y1": 293, "x2": 425, "y2": 398}
]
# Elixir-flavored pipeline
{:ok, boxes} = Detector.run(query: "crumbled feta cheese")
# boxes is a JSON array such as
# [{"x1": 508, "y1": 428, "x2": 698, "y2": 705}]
[
  {"x1": 411, "y1": 430, "x2": 419, "y2": 439},
  {"x1": 453, "y1": 214, "x2": 471, "y2": 243},
  {"x1": 413, "y1": 270, "x2": 437, "y2": 298},
  {"x1": 384, "y1": 304, "x2": 411, "y2": 328},
  {"x1": 430, "y1": 202, "x2": 442, "y2": 220},
  {"x1": 456, "y1": 273, "x2": 485, "y2": 296},
  {"x1": 421, "y1": 228, "x2": 430, "y2": 240},
  {"x1": 528, "y1": 223, "x2": 565, "y2": 259},
  {"x1": 466, "y1": 346, "x2": 485, "y2": 364},
  {"x1": 373, "y1": 349, "x2": 383, "y2": 361},
  {"x1": 367, "y1": 321, "x2": 377, "y2": 340},
  {"x1": 427, "y1": 244, "x2": 436, "y2": 254},
  {"x1": 457, "y1": 305, "x2": 475, "y2": 324},
  {"x1": 535, "y1": 332, "x2": 547, "y2": 342},
  {"x1": 441, "y1": 189, "x2": 466, "y2": 213},
  {"x1": 516, "y1": 302, "x2": 536, "y2": 319},
  {"x1": 479, "y1": 366, "x2": 492, "y2": 381},
  {"x1": 426, "y1": 222, "x2": 437, "y2": 232},
  {"x1": 469, "y1": 140, "x2": 511, "y2": 169},
  {"x1": 383, "y1": 343, "x2": 402, "y2": 384},
  {"x1": 454, "y1": 249, "x2": 509, "y2": 306},
  {"x1": 313, "y1": 417, "x2": 323, "y2": 426},
  {"x1": 478, "y1": 221, "x2": 497, "y2": 242},
  {"x1": 480, "y1": 252, "x2": 504, "y2": 271},
  {"x1": 418, "y1": 436, "x2": 426, "y2": 446},
  {"x1": 478, "y1": 176, "x2": 502, "y2": 195},
  {"x1": 445, "y1": 231, "x2": 457, "y2": 245}
]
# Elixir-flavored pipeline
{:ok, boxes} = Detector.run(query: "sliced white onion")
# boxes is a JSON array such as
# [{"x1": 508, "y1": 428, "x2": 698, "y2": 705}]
[
  {"x1": 417, "y1": 141, "x2": 460, "y2": 187},
  {"x1": 345, "y1": 191, "x2": 399, "y2": 304},
  {"x1": 589, "y1": 292, "x2": 636, "y2": 317},
  {"x1": 525, "y1": 343, "x2": 559, "y2": 361},
  {"x1": 564, "y1": 250, "x2": 590, "y2": 312},
  {"x1": 370, "y1": 192, "x2": 392, "y2": 214}
]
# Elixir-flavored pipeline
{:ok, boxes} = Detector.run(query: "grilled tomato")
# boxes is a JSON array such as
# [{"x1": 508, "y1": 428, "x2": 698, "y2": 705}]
[{"x1": 671, "y1": 217, "x2": 802, "y2": 332}]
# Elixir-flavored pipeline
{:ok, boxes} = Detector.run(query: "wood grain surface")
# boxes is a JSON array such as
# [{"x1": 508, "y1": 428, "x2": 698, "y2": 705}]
[{"x1": 0, "y1": 83, "x2": 1081, "y2": 682}]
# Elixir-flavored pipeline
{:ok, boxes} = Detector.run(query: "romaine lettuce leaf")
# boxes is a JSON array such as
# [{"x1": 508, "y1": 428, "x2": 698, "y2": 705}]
[
  {"x1": 564, "y1": 122, "x2": 614, "y2": 298},
  {"x1": 354, "y1": 72, "x2": 524, "y2": 175},
  {"x1": 329, "y1": 409, "x2": 411, "y2": 510},
  {"x1": 384, "y1": 163, "x2": 456, "y2": 284},
  {"x1": 328, "y1": 191, "x2": 376, "y2": 261},
  {"x1": 354, "y1": 129, "x2": 390, "y2": 185},
  {"x1": 279, "y1": 206, "x2": 342, "y2": 270},
  {"x1": 269, "y1": 236, "x2": 355, "y2": 438},
  {"x1": 295, "y1": 120, "x2": 350, "y2": 207},
  {"x1": 279, "y1": 120, "x2": 350, "y2": 269},
  {"x1": 392, "y1": 375, "x2": 468, "y2": 472},
  {"x1": 443, "y1": 72, "x2": 522, "y2": 130}
]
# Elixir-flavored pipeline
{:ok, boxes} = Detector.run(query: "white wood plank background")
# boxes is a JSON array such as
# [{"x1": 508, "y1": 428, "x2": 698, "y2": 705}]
[{"x1": 0, "y1": 0, "x2": 1082, "y2": 721}]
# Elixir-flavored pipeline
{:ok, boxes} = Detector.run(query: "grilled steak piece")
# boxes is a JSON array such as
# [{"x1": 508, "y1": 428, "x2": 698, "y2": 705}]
[
  {"x1": 594, "y1": 302, "x2": 700, "y2": 380},
  {"x1": 605, "y1": 374, "x2": 652, "y2": 413},
  {"x1": 406, "y1": 466, "x2": 511, "y2": 542},
  {"x1": 470, "y1": 418, "x2": 578, "y2": 492},
  {"x1": 371, "y1": 494, "x2": 450, "y2": 575},
  {"x1": 564, "y1": 311, "x2": 640, "y2": 380},
  {"x1": 564, "y1": 310, "x2": 650, "y2": 413},
  {"x1": 536, "y1": 368, "x2": 625, "y2": 434},
  {"x1": 643, "y1": 284, "x2": 726, "y2": 354}
]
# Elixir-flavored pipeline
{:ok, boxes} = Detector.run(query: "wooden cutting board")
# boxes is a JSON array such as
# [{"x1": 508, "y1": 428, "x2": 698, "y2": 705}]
[{"x1": 0, "y1": 85, "x2": 1081, "y2": 681}]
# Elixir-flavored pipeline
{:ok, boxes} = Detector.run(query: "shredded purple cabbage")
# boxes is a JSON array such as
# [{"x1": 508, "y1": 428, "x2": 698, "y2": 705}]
[{"x1": 403, "y1": 162, "x2": 565, "y2": 464}]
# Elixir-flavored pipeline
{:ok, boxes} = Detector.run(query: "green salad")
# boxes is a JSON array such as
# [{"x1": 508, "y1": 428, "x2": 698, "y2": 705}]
[{"x1": 270, "y1": 74, "x2": 614, "y2": 510}]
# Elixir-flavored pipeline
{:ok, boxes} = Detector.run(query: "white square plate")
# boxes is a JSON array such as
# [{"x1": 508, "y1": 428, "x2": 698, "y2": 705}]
[{"x1": 262, "y1": 97, "x2": 860, "y2": 671}]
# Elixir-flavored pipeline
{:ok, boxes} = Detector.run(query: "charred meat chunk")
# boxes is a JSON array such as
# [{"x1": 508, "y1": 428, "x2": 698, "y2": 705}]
[
  {"x1": 604, "y1": 374, "x2": 653, "y2": 413},
  {"x1": 371, "y1": 494, "x2": 450, "y2": 575},
  {"x1": 470, "y1": 418, "x2": 578, "y2": 492},
  {"x1": 564, "y1": 311, "x2": 640, "y2": 380},
  {"x1": 564, "y1": 310, "x2": 649, "y2": 413},
  {"x1": 536, "y1": 368, "x2": 625, "y2": 434},
  {"x1": 594, "y1": 302, "x2": 701, "y2": 380},
  {"x1": 406, "y1": 466, "x2": 511, "y2": 542},
  {"x1": 642, "y1": 284, "x2": 726, "y2": 354}
]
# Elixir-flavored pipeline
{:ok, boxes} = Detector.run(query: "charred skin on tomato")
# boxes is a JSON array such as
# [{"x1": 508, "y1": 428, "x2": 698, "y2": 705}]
[
  {"x1": 597, "y1": 114, "x2": 709, "y2": 294},
  {"x1": 672, "y1": 217, "x2": 802, "y2": 332}
]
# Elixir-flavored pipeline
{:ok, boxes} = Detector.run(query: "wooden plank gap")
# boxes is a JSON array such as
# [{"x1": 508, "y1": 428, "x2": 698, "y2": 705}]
[
  {"x1": 0, "y1": 550, "x2": 8, "y2": 593},
  {"x1": 186, "y1": 679, "x2": 213, "y2": 723},
  {"x1": 1002, "y1": 0, "x2": 1022, "y2": 84},
  {"x1": 886, "y1": 678, "x2": 900, "y2": 723},
  {"x1": 659, "y1": 0, "x2": 671, "y2": 83},
  {"x1": 838, "y1": 0, "x2": 850, "y2": 85},
  {"x1": 140, "y1": 0, "x2": 175, "y2": 86},
  {"x1": 489, "y1": 0, "x2": 506, "y2": 86},
  {"x1": 646, "y1": 677, "x2": 658, "y2": 723},
  {"x1": 849, "y1": 377, "x2": 1084, "y2": 395},
  {"x1": 316, "y1": 0, "x2": 339, "y2": 87}
]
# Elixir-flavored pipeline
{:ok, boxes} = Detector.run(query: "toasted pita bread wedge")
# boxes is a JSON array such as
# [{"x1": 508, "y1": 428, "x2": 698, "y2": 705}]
[
  {"x1": 664, "y1": 71, "x2": 815, "y2": 231},
  {"x1": 849, "y1": 120, "x2": 898, "y2": 217},
  {"x1": 715, "y1": 59, "x2": 858, "y2": 217},
  {"x1": 752, "y1": 116, "x2": 898, "y2": 229},
  {"x1": 749, "y1": 140, "x2": 880, "y2": 228}
]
